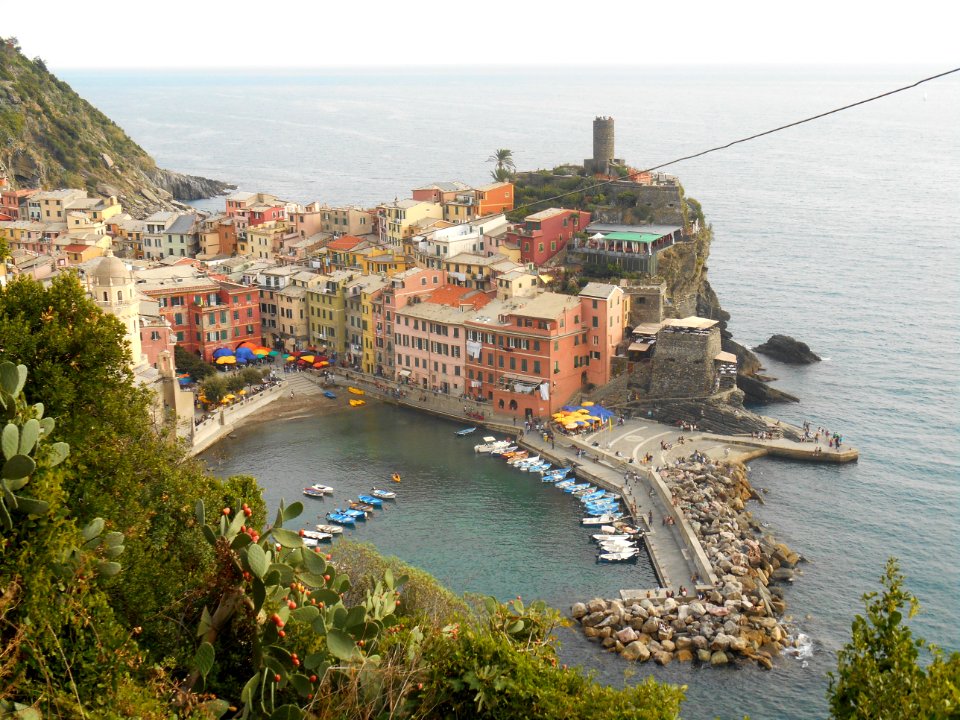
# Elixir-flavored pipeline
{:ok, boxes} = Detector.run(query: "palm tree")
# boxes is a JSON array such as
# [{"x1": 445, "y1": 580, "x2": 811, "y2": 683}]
[{"x1": 487, "y1": 148, "x2": 515, "y2": 175}]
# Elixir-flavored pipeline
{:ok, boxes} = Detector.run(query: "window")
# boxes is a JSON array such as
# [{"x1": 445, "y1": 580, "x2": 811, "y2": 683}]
[
  {"x1": 534, "y1": 340, "x2": 540, "y2": 351},
  {"x1": 592, "y1": 299, "x2": 598, "y2": 309},
  {"x1": 521, "y1": 359, "x2": 527, "y2": 372},
  {"x1": 498, "y1": 355, "x2": 504, "y2": 368},
  {"x1": 533, "y1": 360, "x2": 541, "y2": 374},
  {"x1": 174, "y1": 313, "x2": 183, "y2": 325},
  {"x1": 551, "y1": 240, "x2": 556, "y2": 251},
  {"x1": 592, "y1": 316, "x2": 598, "y2": 328}
]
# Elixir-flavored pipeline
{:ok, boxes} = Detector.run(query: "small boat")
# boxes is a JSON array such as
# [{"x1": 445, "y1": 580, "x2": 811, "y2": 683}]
[
  {"x1": 302, "y1": 529, "x2": 333, "y2": 542},
  {"x1": 581, "y1": 513, "x2": 623, "y2": 525},
  {"x1": 323, "y1": 390, "x2": 337, "y2": 399},
  {"x1": 349, "y1": 501, "x2": 376, "y2": 513},
  {"x1": 555, "y1": 480, "x2": 575, "y2": 490},
  {"x1": 592, "y1": 533, "x2": 635, "y2": 542},
  {"x1": 303, "y1": 537, "x2": 319, "y2": 548},
  {"x1": 325, "y1": 512, "x2": 355, "y2": 526},
  {"x1": 585, "y1": 504, "x2": 621, "y2": 515},
  {"x1": 598, "y1": 548, "x2": 639, "y2": 563},
  {"x1": 336, "y1": 507, "x2": 367, "y2": 521},
  {"x1": 370, "y1": 487, "x2": 396, "y2": 500},
  {"x1": 525, "y1": 462, "x2": 551, "y2": 473},
  {"x1": 304, "y1": 483, "x2": 333, "y2": 496},
  {"x1": 357, "y1": 494, "x2": 383, "y2": 507},
  {"x1": 391, "y1": 472, "x2": 402, "y2": 483},
  {"x1": 580, "y1": 490, "x2": 606, "y2": 502},
  {"x1": 316, "y1": 524, "x2": 343, "y2": 535},
  {"x1": 474, "y1": 437, "x2": 507, "y2": 453},
  {"x1": 303, "y1": 487, "x2": 326, "y2": 498},
  {"x1": 540, "y1": 466, "x2": 570, "y2": 477},
  {"x1": 511, "y1": 455, "x2": 539, "y2": 467},
  {"x1": 348, "y1": 387, "x2": 365, "y2": 396},
  {"x1": 490, "y1": 445, "x2": 518, "y2": 457},
  {"x1": 349, "y1": 399, "x2": 366, "y2": 407},
  {"x1": 564, "y1": 482, "x2": 591, "y2": 494},
  {"x1": 455, "y1": 427, "x2": 477, "y2": 436}
]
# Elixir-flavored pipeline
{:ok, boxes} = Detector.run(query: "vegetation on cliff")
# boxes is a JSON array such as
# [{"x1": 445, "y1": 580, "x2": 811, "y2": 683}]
[{"x1": 0, "y1": 38, "x2": 232, "y2": 216}]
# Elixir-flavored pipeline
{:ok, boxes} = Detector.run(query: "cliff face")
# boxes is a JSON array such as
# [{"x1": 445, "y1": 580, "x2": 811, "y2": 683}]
[{"x1": 0, "y1": 40, "x2": 233, "y2": 217}]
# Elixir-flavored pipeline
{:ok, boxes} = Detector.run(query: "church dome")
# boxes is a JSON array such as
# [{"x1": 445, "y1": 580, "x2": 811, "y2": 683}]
[{"x1": 93, "y1": 253, "x2": 132, "y2": 286}]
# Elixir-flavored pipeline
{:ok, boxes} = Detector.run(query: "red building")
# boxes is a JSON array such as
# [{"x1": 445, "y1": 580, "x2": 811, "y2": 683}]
[
  {"x1": 1, "y1": 188, "x2": 38, "y2": 220},
  {"x1": 507, "y1": 208, "x2": 590, "y2": 266},
  {"x1": 139, "y1": 278, "x2": 262, "y2": 361}
]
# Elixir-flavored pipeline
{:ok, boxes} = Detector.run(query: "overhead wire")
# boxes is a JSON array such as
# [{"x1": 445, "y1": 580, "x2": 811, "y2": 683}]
[{"x1": 510, "y1": 66, "x2": 960, "y2": 214}]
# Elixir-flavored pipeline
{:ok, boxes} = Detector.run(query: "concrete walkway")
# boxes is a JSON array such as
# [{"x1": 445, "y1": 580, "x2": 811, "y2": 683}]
[{"x1": 517, "y1": 431, "x2": 702, "y2": 598}]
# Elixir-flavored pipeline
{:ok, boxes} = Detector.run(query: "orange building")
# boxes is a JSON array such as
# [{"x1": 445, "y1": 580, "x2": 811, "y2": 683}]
[{"x1": 475, "y1": 182, "x2": 514, "y2": 215}]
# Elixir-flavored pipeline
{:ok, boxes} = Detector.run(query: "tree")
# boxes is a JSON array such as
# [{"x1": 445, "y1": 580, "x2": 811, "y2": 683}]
[
  {"x1": 828, "y1": 558, "x2": 960, "y2": 719},
  {"x1": 487, "y1": 148, "x2": 515, "y2": 180},
  {"x1": 174, "y1": 343, "x2": 215, "y2": 382}
]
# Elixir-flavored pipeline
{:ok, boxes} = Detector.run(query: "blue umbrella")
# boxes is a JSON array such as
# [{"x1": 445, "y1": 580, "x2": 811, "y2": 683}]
[
  {"x1": 236, "y1": 347, "x2": 256, "y2": 362},
  {"x1": 212, "y1": 347, "x2": 234, "y2": 359}
]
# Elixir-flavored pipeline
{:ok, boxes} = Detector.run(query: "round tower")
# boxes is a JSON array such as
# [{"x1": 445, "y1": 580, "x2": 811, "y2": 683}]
[
  {"x1": 592, "y1": 116, "x2": 615, "y2": 167},
  {"x1": 92, "y1": 251, "x2": 143, "y2": 368}
]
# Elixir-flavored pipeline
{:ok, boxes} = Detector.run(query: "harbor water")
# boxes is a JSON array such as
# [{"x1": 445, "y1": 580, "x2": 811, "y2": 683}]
[{"x1": 69, "y1": 66, "x2": 960, "y2": 719}]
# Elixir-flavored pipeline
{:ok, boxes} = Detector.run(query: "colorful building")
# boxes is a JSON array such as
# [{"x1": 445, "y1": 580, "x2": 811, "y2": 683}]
[
  {"x1": 1, "y1": 188, "x2": 38, "y2": 220},
  {"x1": 380, "y1": 199, "x2": 443, "y2": 248},
  {"x1": 507, "y1": 208, "x2": 590, "y2": 266}
]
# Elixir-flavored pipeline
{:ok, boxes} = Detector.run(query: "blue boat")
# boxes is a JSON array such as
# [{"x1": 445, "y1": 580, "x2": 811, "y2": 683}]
[
  {"x1": 456, "y1": 427, "x2": 477, "y2": 436},
  {"x1": 326, "y1": 512, "x2": 355, "y2": 526},
  {"x1": 564, "y1": 482, "x2": 592, "y2": 494},
  {"x1": 357, "y1": 494, "x2": 383, "y2": 507},
  {"x1": 580, "y1": 490, "x2": 606, "y2": 502},
  {"x1": 370, "y1": 487, "x2": 396, "y2": 500},
  {"x1": 337, "y1": 507, "x2": 367, "y2": 521},
  {"x1": 323, "y1": 390, "x2": 337, "y2": 399},
  {"x1": 585, "y1": 506, "x2": 621, "y2": 516}
]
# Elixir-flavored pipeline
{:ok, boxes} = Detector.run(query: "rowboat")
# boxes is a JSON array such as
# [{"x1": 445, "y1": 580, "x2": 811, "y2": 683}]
[
  {"x1": 325, "y1": 512, "x2": 355, "y2": 526},
  {"x1": 597, "y1": 548, "x2": 639, "y2": 563},
  {"x1": 323, "y1": 390, "x2": 337, "y2": 399},
  {"x1": 348, "y1": 387, "x2": 365, "y2": 395},
  {"x1": 580, "y1": 490, "x2": 606, "y2": 502},
  {"x1": 357, "y1": 494, "x2": 383, "y2": 507},
  {"x1": 455, "y1": 427, "x2": 477, "y2": 436},
  {"x1": 490, "y1": 445, "x2": 518, "y2": 457},
  {"x1": 390, "y1": 472, "x2": 402, "y2": 483},
  {"x1": 592, "y1": 533, "x2": 635, "y2": 542},
  {"x1": 510, "y1": 455, "x2": 539, "y2": 467},
  {"x1": 474, "y1": 437, "x2": 508, "y2": 453},
  {"x1": 315, "y1": 524, "x2": 343, "y2": 535},
  {"x1": 337, "y1": 507, "x2": 367, "y2": 521},
  {"x1": 370, "y1": 487, "x2": 396, "y2": 500},
  {"x1": 302, "y1": 529, "x2": 333, "y2": 542},
  {"x1": 303, "y1": 483, "x2": 333, "y2": 497},
  {"x1": 349, "y1": 399, "x2": 366, "y2": 407},
  {"x1": 564, "y1": 482, "x2": 591, "y2": 493},
  {"x1": 581, "y1": 513, "x2": 623, "y2": 525},
  {"x1": 349, "y1": 501, "x2": 376, "y2": 513},
  {"x1": 555, "y1": 480, "x2": 575, "y2": 490}
]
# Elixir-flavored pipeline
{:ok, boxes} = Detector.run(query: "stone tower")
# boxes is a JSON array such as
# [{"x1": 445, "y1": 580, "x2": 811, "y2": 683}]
[
  {"x1": 584, "y1": 116, "x2": 623, "y2": 174},
  {"x1": 92, "y1": 251, "x2": 143, "y2": 369}
]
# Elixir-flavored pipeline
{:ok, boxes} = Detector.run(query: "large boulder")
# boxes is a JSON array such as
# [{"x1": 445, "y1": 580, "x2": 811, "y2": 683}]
[
  {"x1": 623, "y1": 641, "x2": 651, "y2": 662},
  {"x1": 710, "y1": 650, "x2": 730, "y2": 666},
  {"x1": 571, "y1": 602, "x2": 587, "y2": 619},
  {"x1": 616, "y1": 627, "x2": 638, "y2": 645},
  {"x1": 753, "y1": 335, "x2": 821, "y2": 364}
]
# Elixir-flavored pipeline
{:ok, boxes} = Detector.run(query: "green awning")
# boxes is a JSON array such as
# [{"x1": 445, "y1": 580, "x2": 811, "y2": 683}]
[{"x1": 601, "y1": 232, "x2": 662, "y2": 244}]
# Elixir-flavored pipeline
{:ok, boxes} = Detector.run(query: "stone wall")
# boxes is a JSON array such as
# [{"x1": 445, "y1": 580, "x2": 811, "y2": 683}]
[
  {"x1": 621, "y1": 282, "x2": 665, "y2": 324},
  {"x1": 649, "y1": 327, "x2": 721, "y2": 398},
  {"x1": 189, "y1": 382, "x2": 286, "y2": 455}
]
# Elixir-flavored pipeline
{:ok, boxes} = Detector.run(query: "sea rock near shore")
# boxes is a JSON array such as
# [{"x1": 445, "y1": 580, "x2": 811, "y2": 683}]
[
  {"x1": 571, "y1": 459, "x2": 801, "y2": 669},
  {"x1": 753, "y1": 335, "x2": 821, "y2": 365}
]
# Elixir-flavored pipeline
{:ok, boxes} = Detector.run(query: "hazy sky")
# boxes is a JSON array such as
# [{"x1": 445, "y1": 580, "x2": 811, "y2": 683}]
[{"x1": 4, "y1": 0, "x2": 957, "y2": 70}]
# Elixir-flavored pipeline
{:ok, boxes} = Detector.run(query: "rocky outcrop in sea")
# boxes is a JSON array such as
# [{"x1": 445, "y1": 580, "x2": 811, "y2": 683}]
[
  {"x1": 754, "y1": 335, "x2": 821, "y2": 365},
  {"x1": 572, "y1": 460, "x2": 803, "y2": 669}
]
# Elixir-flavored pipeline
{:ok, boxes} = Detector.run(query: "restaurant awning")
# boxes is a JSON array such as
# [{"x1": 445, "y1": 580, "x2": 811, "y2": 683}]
[
  {"x1": 629, "y1": 342, "x2": 651, "y2": 352},
  {"x1": 714, "y1": 351, "x2": 738, "y2": 363},
  {"x1": 398, "y1": 369, "x2": 412, "y2": 378}
]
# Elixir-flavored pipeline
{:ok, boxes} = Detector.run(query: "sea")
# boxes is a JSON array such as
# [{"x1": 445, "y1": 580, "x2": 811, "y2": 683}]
[{"x1": 62, "y1": 65, "x2": 960, "y2": 719}]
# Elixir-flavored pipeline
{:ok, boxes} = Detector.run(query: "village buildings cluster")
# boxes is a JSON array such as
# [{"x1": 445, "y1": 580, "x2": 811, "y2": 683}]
[{"x1": 1, "y1": 128, "x2": 728, "y2": 423}]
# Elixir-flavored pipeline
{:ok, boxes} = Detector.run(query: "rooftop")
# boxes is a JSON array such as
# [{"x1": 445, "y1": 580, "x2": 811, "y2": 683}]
[
  {"x1": 579, "y1": 282, "x2": 621, "y2": 300},
  {"x1": 426, "y1": 284, "x2": 493, "y2": 309},
  {"x1": 525, "y1": 208, "x2": 572, "y2": 222},
  {"x1": 586, "y1": 223, "x2": 682, "y2": 236},
  {"x1": 664, "y1": 316, "x2": 719, "y2": 331}
]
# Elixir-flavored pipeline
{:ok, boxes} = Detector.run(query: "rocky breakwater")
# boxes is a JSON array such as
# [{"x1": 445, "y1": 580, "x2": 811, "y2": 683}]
[{"x1": 571, "y1": 460, "x2": 804, "y2": 669}]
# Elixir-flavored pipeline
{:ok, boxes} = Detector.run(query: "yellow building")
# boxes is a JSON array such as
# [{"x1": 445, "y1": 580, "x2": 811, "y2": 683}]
[
  {"x1": 359, "y1": 276, "x2": 390, "y2": 374},
  {"x1": 306, "y1": 270, "x2": 355, "y2": 355},
  {"x1": 380, "y1": 199, "x2": 442, "y2": 248},
  {"x1": 244, "y1": 220, "x2": 293, "y2": 260}
]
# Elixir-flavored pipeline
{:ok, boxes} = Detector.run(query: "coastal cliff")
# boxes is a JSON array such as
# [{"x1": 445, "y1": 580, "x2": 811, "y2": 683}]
[{"x1": 0, "y1": 38, "x2": 233, "y2": 217}]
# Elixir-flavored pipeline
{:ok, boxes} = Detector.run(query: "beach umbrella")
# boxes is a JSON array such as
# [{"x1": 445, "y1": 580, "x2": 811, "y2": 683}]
[
  {"x1": 216, "y1": 355, "x2": 237, "y2": 365},
  {"x1": 236, "y1": 347, "x2": 256, "y2": 362},
  {"x1": 237, "y1": 341, "x2": 257, "y2": 350},
  {"x1": 212, "y1": 347, "x2": 234, "y2": 359},
  {"x1": 313, "y1": 362, "x2": 324, "y2": 368},
  {"x1": 286, "y1": 355, "x2": 297, "y2": 363},
  {"x1": 238, "y1": 389, "x2": 247, "y2": 395},
  {"x1": 268, "y1": 350, "x2": 280, "y2": 357},
  {"x1": 582, "y1": 401, "x2": 595, "y2": 407},
  {"x1": 564, "y1": 423, "x2": 579, "y2": 430},
  {"x1": 300, "y1": 355, "x2": 315, "y2": 363},
  {"x1": 253, "y1": 348, "x2": 270, "y2": 357},
  {"x1": 318, "y1": 361, "x2": 329, "y2": 367}
]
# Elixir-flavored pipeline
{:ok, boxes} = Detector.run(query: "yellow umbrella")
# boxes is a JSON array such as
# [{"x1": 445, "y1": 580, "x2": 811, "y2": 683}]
[
  {"x1": 286, "y1": 356, "x2": 297, "y2": 362},
  {"x1": 216, "y1": 356, "x2": 236, "y2": 365},
  {"x1": 564, "y1": 423, "x2": 578, "y2": 430},
  {"x1": 300, "y1": 355, "x2": 315, "y2": 363},
  {"x1": 238, "y1": 389, "x2": 247, "y2": 395},
  {"x1": 582, "y1": 401, "x2": 595, "y2": 407},
  {"x1": 224, "y1": 394, "x2": 236, "y2": 400}
]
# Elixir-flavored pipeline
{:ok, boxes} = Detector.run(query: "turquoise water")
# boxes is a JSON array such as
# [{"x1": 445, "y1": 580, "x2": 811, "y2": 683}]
[{"x1": 69, "y1": 66, "x2": 960, "y2": 719}]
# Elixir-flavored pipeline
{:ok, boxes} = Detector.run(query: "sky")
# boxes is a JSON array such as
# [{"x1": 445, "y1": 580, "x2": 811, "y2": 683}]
[{"x1": 3, "y1": 0, "x2": 958, "y2": 70}]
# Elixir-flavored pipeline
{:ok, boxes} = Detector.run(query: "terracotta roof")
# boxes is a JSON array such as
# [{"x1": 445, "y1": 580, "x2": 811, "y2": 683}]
[
  {"x1": 326, "y1": 235, "x2": 364, "y2": 251},
  {"x1": 64, "y1": 244, "x2": 93, "y2": 252},
  {"x1": 427, "y1": 284, "x2": 493, "y2": 310}
]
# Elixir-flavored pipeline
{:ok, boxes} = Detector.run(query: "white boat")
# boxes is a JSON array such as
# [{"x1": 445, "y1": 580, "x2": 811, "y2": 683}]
[
  {"x1": 598, "y1": 548, "x2": 639, "y2": 563},
  {"x1": 302, "y1": 529, "x2": 333, "y2": 542},
  {"x1": 510, "y1": 454, "x2": 539, "y2": 467},
  {"x1": 456, "y1": 426, "x2": 477, "y2": 436},
  {"x1": 315, "y1": 524, "x2": 344, "y2": 535},
  {"x1": 474, "y1": 437, "x2": 509, "y2": 453},
  {"x1": 370, "y1": 487, "x2": 396, "y2": 500},
  {"x1": 304, "y1": 483, "x2": 334, "y2": 496},
  {"x1": 592, "y1": 533, "x2": 635, "y2": 543},
  {"x1": 599, "y1": 540, "x2": 638, "y2": 552},
  {"x1": 581, "y1": 514, "x2": 622, "y2": 526}
]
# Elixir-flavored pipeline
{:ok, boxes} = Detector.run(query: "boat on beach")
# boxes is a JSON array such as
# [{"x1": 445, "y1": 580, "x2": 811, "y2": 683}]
[
  {"x1": 349, "y1": 399, "x2": 366, "y2": 407},
  {"x1": 323, "y1": 390, "x2": 337, "y2": 399},
  {"x1": 348, "y1": 387, "x2": 365, "y2": 395},
  {"x1": 455, "y1": 426, "x2": 477, "y2": 436},
  {"x1": 370, "y1": 487, "x2": 396, "y2": 499},
  {"x1": 316, "y1": 524, "x2": 343, "y2": 535}
]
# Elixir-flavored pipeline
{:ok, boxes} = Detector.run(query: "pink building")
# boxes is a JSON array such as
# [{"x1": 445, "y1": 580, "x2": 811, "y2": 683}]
[
  {"x1": 380, "y1": 268, "x2": 445, "y2": 378},
  {"x1": 578, "y1": 283, "x2": 626, "y2": 387},
  {"x1": 393, "y1": 285, "x2": 492, "y2": 392},
  {"x1": 507, "y1": 208, "x2": 591, "y2": 266},
  {"x1": 140, "y1": 313, "x2": 177, "y2": 369}
]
